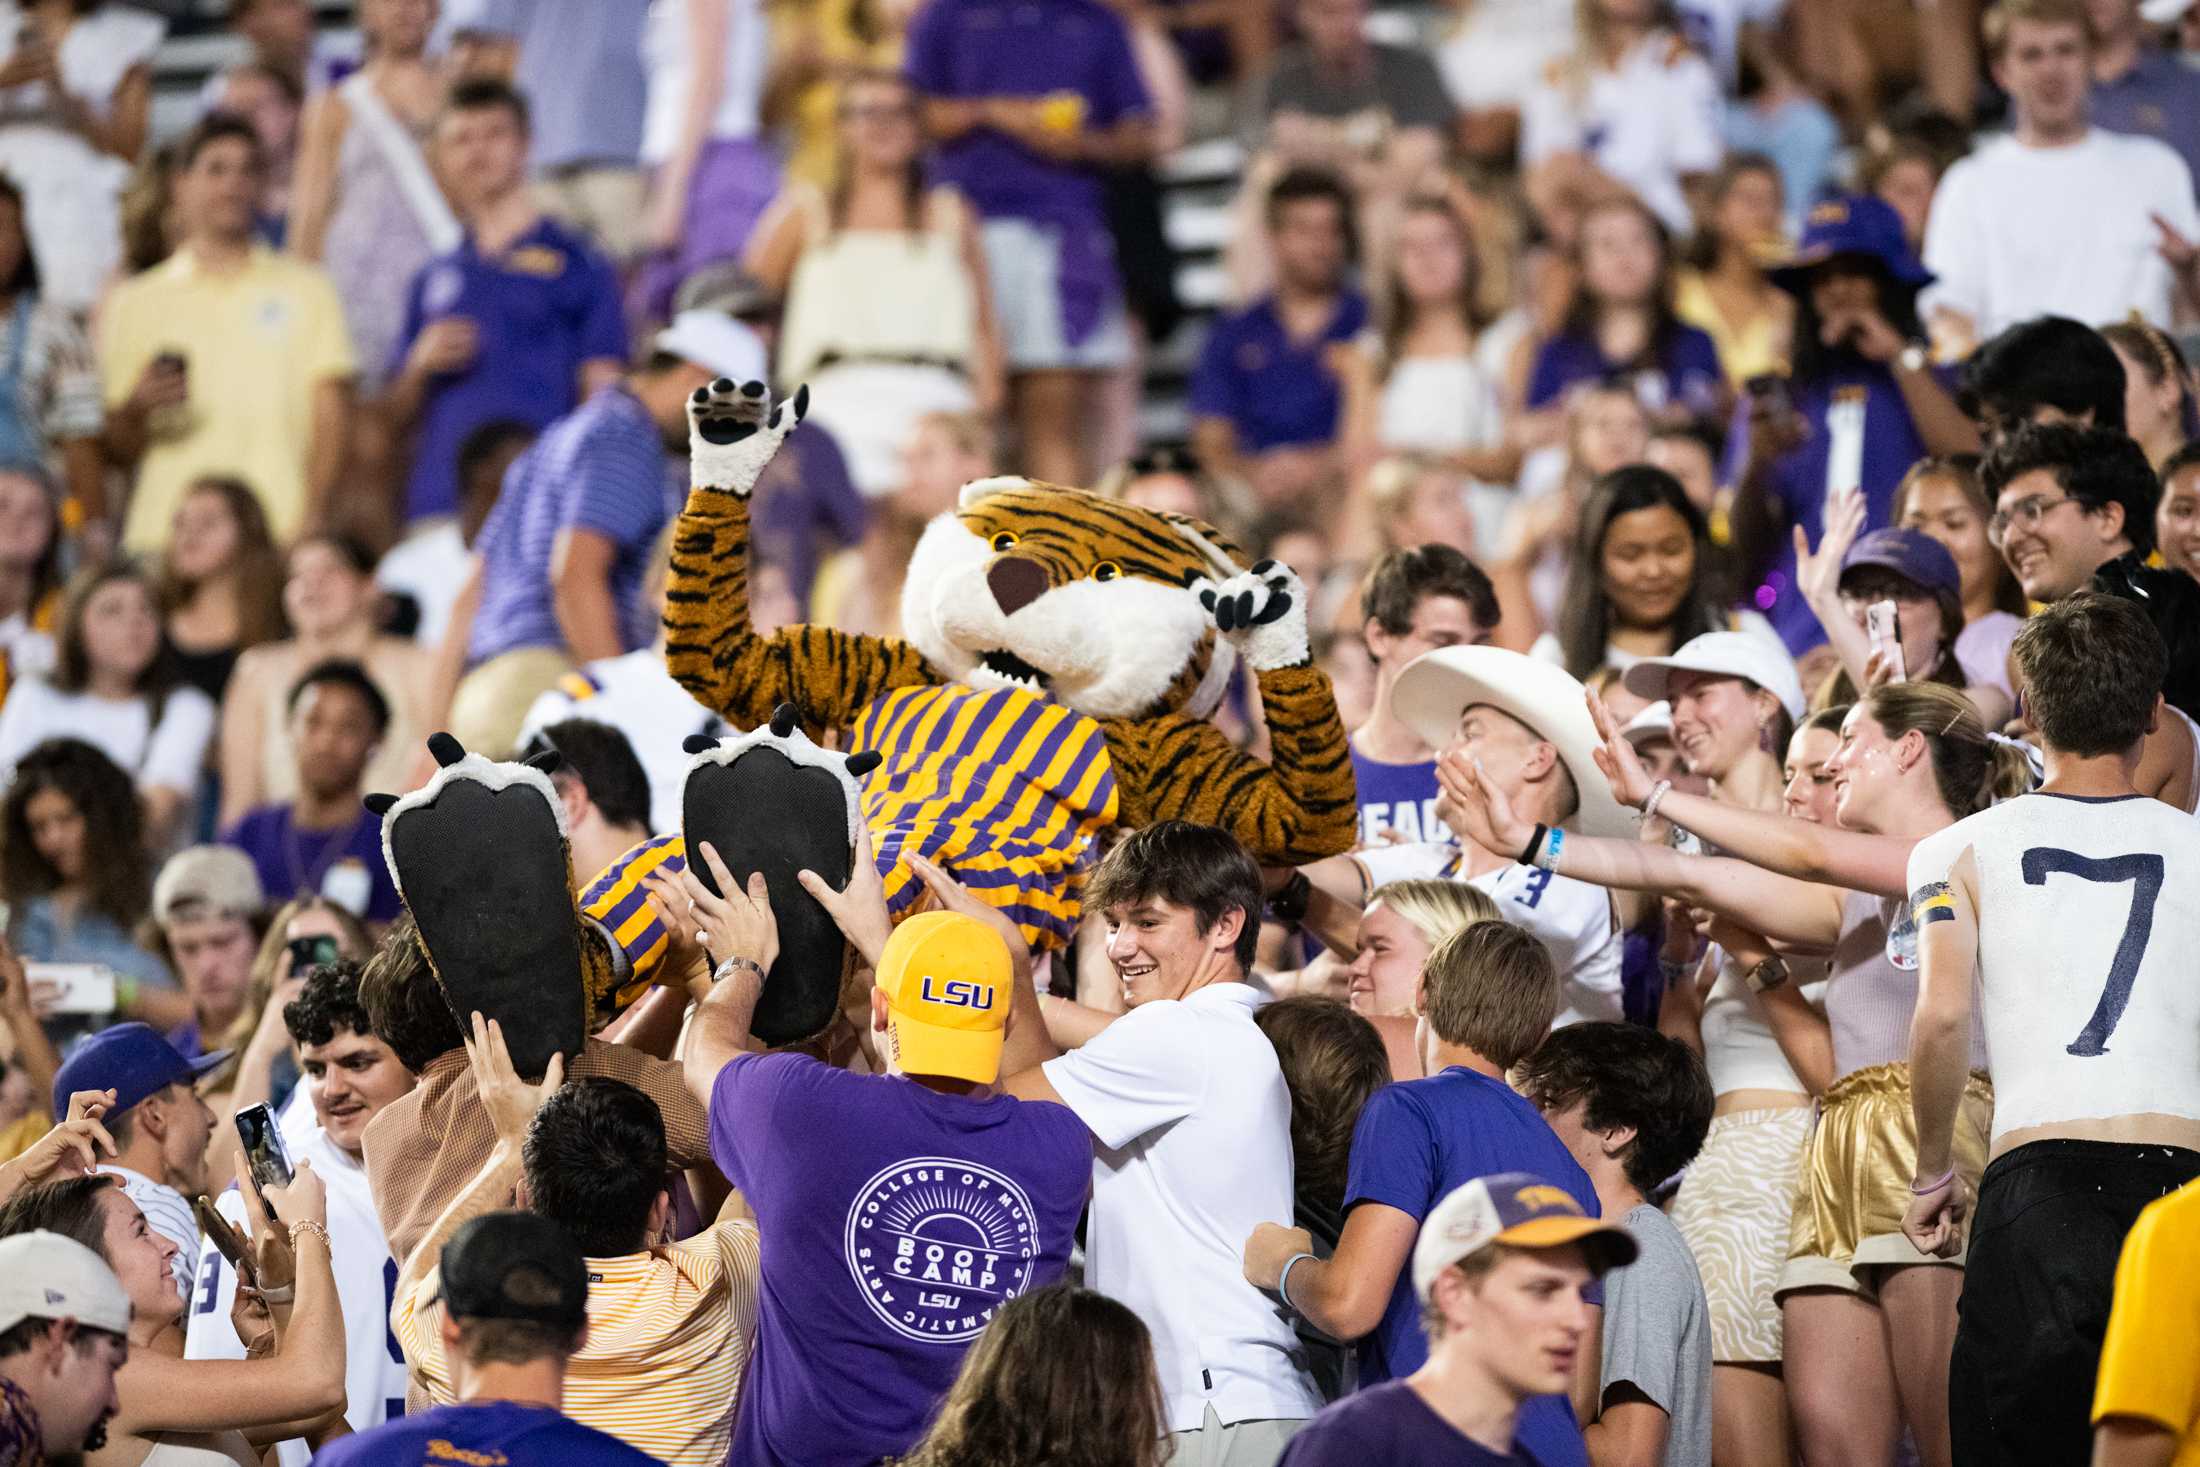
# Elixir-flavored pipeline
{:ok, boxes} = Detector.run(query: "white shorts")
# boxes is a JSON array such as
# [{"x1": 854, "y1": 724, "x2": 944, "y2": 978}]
[{"x1": 980, "y1": 217, "x2": 1132, "y2": 373}]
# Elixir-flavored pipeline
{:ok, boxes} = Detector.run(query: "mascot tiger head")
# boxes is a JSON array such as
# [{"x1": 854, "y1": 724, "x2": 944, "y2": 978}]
[{"x1": 900, "y1": 477, "x2": 1250, "y2": 721}]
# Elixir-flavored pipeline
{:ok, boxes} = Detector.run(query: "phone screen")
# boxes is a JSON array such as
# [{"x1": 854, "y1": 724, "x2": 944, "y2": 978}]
[
  {"x1": 286, "y1": 934, "x2": 340, "y2": 973},
  {"x1": 234, "y1": 1103, "x2": 293, "y2": 1194}
]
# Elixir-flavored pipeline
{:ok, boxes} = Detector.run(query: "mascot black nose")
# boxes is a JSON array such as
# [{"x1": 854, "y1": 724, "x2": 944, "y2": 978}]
[{"x1": 987, "y1": 555, "x2": 1049, "y2": 616}]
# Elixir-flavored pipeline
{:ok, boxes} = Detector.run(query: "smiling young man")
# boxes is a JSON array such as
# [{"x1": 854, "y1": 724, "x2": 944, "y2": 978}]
[
  {"x1": 184, "y1": 960, "x2": 415, "y2": 1464},
  {"x1": 1007, "y1": 820, "x2": 1323, "y2": 1465},
  {"x1": 1903, "y1": 594, "x2": 2200, "y2": 1467},
  {"x1": 1348, "y1": 546, "x2": 1500, "y2": 847},
  {"x1": 1276, "y1": 1174, "x2": 1636, "y2": 1465},
  {"x1": 1981, "y1": 420, "x2": 2200, "y2": 739},
  {"x1": 1923, "y1": 0, "x2": 2200, "y2": 339}
]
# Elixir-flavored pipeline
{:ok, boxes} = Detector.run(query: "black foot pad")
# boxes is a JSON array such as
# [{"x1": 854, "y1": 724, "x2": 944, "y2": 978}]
[
  {"x1": 371, "y1": 737, "x2": 584, "y2": 1079},
  {"x1": 683, "y1": 705, "x2": 880, "y2": 1046}
]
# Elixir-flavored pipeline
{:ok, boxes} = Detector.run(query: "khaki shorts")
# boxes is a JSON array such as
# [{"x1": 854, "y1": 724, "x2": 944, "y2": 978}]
[
  {"x1": 537, "y1": 165, "x2": 648, "y2": 266},
  {"x1": 449, "y1": 646, "x2": 573, "y2": 759},
  {"x1": 1779, "y1": 1061, "x2": 1994, "y2": 1300},
  {"x1": 1167, "y1": 1406, "x2": 1304, "y2": 1467}
]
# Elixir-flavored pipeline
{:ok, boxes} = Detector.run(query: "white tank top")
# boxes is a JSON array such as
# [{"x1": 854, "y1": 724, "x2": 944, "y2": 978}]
[
  {"x1": 640, "y1": 0, "x2": 767, "y2": 160},
  {"x1": 1698, "y1": 950, "x2": 1827, "y2": 1096},
  {"x1": 1907, "y1": 791, "x2": 2200, "y2": 1144},
  {"x1": 778, "y1": 191, "x2": 979, "y2": 384}
]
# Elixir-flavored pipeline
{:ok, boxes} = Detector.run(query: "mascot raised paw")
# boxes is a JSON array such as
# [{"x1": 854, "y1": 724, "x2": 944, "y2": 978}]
[
  {"x1": 663, "y1": 379, "x2": 1358, "y2": 953},
  {"x1": 366, "y1": 734, "x2": 619, "y2": 1077},
  {"x1": 682, "y1": 704, "x2": 881, "y2": 1045}
]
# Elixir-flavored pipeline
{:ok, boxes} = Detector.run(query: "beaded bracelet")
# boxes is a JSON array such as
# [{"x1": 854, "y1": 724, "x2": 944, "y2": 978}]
[{"x1": 288, "y1": 1220, "x2": 331, "y2": 1250}]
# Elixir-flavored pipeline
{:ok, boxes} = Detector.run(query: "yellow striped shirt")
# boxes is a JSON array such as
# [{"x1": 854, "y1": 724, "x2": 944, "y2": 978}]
[{"x1": 396, "y1": 1220, "x2": 761, "y2": 1467}]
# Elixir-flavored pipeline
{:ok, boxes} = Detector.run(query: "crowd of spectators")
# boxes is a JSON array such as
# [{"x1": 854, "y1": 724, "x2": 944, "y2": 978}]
[{"x1": 0, "y1": 0, "x2": 2196, "y2": 1463}]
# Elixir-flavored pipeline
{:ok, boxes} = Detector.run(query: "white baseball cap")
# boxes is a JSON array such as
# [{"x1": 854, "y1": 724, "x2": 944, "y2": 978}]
[
  {"x1": 1620, "y1": 701, "x2": 1674, "y2": 747},
  {"x1": 2142, "y1": 0, "x2": 2192, "y2": 23},
  {"x1": 1389, "y1": 646, "x2": 1636, "y2": 838},
  {"x1": 0, "y1": 1231, "x2": 131, "y2": 1335},
  {"x1": 1412, "y1": 1173, "x2": 1637, "y2": 1303},
  {"x1": 1622, "y1": 631, "x2": 1806, "y2": 722},
  {"x1": 653, "y1": 310, "x2": 768, "y2": 386}
]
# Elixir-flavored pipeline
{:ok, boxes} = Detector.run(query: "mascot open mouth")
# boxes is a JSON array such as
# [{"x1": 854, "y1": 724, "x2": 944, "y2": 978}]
[{"x1": 978, "y1": 649, "x2": 1049, "y2": 689}]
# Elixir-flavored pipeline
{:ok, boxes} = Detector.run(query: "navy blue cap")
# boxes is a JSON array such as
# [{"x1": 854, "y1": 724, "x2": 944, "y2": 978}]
[
  {"x1": 51, "y1": 1022, "x2": 229, "y2": 1118},
  {"x1": 438, "y1": 1212, "x2": 589, "y2": 1330},
  {"x1": 1839, "y1": 527, "x2": 1961, "y2": 596},
  {"x1": 1770, "y1": 195, "x2": 1933, "y2": 295}
]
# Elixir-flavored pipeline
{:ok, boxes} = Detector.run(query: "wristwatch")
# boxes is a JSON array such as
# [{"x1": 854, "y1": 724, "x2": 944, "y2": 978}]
[
  {"x1": 1267, "y1": 871, "x2": 1313, "y2": 925},
  {"x1": 1896, "y1": 341, "x2": 1931, "y2": 374},
  {"x1": 1744, "y1": 955, "x2": 1791, "y2": 993}
]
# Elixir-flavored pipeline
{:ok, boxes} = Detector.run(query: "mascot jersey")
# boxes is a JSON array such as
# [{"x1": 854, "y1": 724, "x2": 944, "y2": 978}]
[{"x1": 660, "y1": 380, "x2": 1355, "y2": 953}]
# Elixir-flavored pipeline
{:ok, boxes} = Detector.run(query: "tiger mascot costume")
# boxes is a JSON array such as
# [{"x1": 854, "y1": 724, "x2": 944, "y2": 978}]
[{"x1": 664, "y1": 378, "x2": 1357, "y2": 958}]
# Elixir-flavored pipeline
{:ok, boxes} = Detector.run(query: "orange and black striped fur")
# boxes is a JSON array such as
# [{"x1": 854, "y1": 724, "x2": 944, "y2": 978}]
[{"x1": 663, "y1": 463, "x2": 1357, "y2": 931}]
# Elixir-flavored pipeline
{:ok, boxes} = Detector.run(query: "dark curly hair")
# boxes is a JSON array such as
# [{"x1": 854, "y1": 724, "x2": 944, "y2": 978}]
[
  {"x1": 1513, "y1": 1022, "x2": 1714, "y2": 1196},
  {"x1": 282, "y1": 958, "x2": 374, "y2": 1048},
  {"x1": 0, "y1": 738, "x2": 153, "y2": 931},
  {"x1": 358, "y1": 913, "x2": 464, "y2": 1073},
  {"x1": 1980, "y1": 421, "x2": 2160, "y2": 560}
]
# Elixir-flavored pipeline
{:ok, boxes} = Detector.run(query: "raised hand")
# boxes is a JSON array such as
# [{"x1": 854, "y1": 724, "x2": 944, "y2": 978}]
[
  {"x1": 688, "y1": 379, "x2": 810, "y2": 499},
  {"x1": 1435, "y1": 750, "x2": 1533, "y2": 857},
  {"x1": 465, "y1": 1011, "x2": 567, "y2": 1147},
  {"x1": 678, "y1": 842, "x2": 783, "y2": 976},
  {"x1": 1193, "y1": 560, "x2": 1311, "y2": 672},
  {"x1": 798, "y1": 821, "x2": 892, "y2": 970},
  {"x1": 1793, "y1": 484, "x2": 1866, "y2": 614},
  {"x1": 1585, "y1": 687, "x2": 1659, "y2": 808},
  {"x1": 908, "y1": 850, "x2": 1033, "y2": 983}
]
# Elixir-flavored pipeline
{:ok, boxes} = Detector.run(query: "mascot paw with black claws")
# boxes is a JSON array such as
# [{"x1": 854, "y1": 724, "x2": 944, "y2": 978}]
[
  {"x1": 1193, "y1": 559, "x2": 1311, "y2": 672},
  {"x1": 688, "y1": 378, "x2": 808, "y2": 499},
  {"x1": 682, "y1": 703, "x2": 881, "y2": 1046},
  {"x1": 366, "y1": 734, "x2": 587, "y2": 1079}
]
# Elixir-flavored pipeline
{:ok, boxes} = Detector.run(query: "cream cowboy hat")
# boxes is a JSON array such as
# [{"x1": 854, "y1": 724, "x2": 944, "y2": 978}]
[{"x1": 1390, "y1": 646, "x2": 1637, "y2": 839}]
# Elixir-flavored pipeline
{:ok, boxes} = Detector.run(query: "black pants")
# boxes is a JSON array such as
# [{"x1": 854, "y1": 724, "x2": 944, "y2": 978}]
[{"x1": 1951, "y1": 1139, "x2": 2200, "y2": 1467}]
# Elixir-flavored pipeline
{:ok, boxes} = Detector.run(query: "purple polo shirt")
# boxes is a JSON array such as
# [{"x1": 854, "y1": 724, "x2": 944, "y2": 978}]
[
  {"x1": 903, "y1": 0, "x2": 1149, "y2": 227},
  {"x1": 2094, "y1": 50, "x2": 2200, "y2": 197},
  {"x1": 389, "y1": 215, "x2": 628, "y2": 524},
  {"x1": 1188, "y1": 291, "x2": 1368, "y2": 454},
  {"x1": 1525, "y1": 324, "x2": 1725, "y2": 417}
]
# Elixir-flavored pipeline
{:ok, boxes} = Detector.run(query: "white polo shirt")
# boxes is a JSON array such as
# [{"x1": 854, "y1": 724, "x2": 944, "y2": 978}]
[
  {"x1": 1357, "y1": 840, "x2": 1625, "y2": 1026},
  {"x1": 1042, "y1": 982, "x2": 1322, "y2": 1433}
]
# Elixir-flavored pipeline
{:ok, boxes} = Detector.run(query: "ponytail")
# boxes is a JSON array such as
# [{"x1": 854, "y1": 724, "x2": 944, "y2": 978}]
[
  {"x1": 1983, "y1": 733, "x2": 2038, "y2": 805},
  {"x1": 1863, "y1": 682, "x2": 2009, "y2": 818}
]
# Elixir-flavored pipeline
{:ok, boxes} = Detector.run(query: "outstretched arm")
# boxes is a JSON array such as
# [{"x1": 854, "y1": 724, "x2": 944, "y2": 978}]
[
  {"x1": 1583, "y1": 688, "x2": 1917, "y2": 900},
  {"x1": 1107, "y1": 563, "x2": 1357, "y2": 864},
  {"x1": 1439, "y1": 752, "x2": 1847, "y2": 950},
  {"x1": 665, "y1": 381, "x2": 936, "y2": 731}
]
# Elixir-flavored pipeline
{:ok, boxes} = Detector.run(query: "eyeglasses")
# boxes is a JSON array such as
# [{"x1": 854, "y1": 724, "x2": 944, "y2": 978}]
[{"x1": 1987, "y1": 493, "x2": 2077, "y2": 548}]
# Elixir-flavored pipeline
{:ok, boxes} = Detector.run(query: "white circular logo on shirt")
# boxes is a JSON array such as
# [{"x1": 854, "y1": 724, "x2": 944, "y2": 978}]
[
  {"x1": 843, "y1": 1156, "x2": 1044, "y2": 1344},
  {"x1": 422, "y1": 263, "x2": 464, "y2": 316}
]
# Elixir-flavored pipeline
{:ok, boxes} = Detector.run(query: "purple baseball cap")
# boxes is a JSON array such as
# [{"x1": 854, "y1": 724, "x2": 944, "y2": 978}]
[
  {"x1": 1839, "y1": 527, "x2": 1960, "y2": 597},
  {"x1": 52, "y1": 1022, "x2": 229, "y2": 1118},
  {"x1": 1769, "y1": 195, "x2": 1933, "y2": 295}
]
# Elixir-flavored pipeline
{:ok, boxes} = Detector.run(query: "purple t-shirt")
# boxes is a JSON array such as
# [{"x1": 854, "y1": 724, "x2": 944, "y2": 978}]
[
  {"x1": 1345, "y1": 1067, "x2": 1598, "y2": 1467},
  {"x1": 1731, "y1": 360, "x2": 1943, "y2": 652},
  {"x1": 1350, "y1": 744, "x2": 1441, "y2": 848},
  {"x1": 222, "y1": 804, "x2": 402, "y2": 923},
  {"x1": 1278, "y1": 1381, "x2": 1544, "y2": 1466},
  {"x1": 902, "y1": 0, "x2": 1149, "y2": 226},
  {"x1": 1524, "y1": 326, "x2": 1724, "y2": 419},
  {"x1": 709, "y1": 1053, "x2": 1091, "y2": 1467},
  {"x1": 389, "y1": 216, "x2": 628, "y2": 524}
]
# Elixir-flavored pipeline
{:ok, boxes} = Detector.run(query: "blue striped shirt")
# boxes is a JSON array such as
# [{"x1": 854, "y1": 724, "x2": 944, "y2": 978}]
[{"x1": 469, "y1": 384, "x2": 679, "y2": 663}]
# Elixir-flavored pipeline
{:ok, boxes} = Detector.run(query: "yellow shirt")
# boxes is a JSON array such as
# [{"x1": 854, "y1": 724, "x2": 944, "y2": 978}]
[
  {"x1": 398, "y1": 1219, "x2": 761, "y2": 1467},
  {"x1": 2093, "y1": 1175, "x2": 2200, "y2": 1465},
  {"x1": 99, "y1": 245, "x2": 356, "y2": 552},
  {"x1": 0, "y1": 1110, "x2": 49, "y2": 1165},
  {"x1": 1673, "y1": 269, "x2": 1790, "y2": 386}
]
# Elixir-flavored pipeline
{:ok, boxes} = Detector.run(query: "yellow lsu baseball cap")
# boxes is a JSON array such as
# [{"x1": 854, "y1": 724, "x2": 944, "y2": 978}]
[{"x1": 876, "y1": 911, "x2": 1013, "y2": 1083}]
